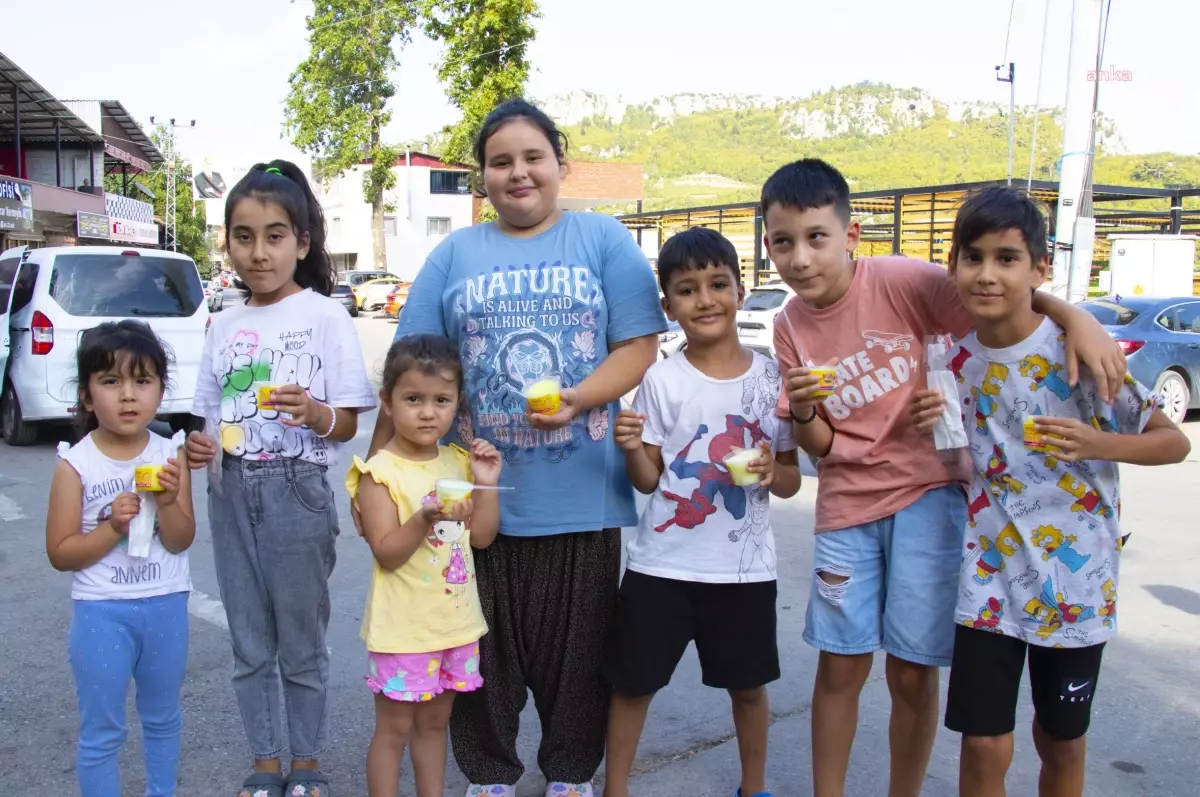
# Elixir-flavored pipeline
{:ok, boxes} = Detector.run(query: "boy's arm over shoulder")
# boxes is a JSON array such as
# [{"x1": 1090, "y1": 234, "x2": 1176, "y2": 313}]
[{"x1": 877, "y1": 256, "x2": 974, "y2": 339}]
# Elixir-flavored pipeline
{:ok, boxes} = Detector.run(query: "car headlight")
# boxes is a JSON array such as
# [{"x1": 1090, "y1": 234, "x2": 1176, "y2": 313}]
[{"x1": 659, "y1": 332, "x2": 678, "y2": 343}]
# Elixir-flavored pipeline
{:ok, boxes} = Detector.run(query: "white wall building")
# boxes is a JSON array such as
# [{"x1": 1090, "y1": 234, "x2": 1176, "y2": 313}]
[{"x1": 313, "y1": 152, "x2": 473, "y2": 280}]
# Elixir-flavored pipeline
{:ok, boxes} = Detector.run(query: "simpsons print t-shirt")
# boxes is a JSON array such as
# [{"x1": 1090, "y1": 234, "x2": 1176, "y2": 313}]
[
  {"x1": 395, "y1": 212, "x2": 667, "y2": 537},
  {"x1": 626, "y1": 352, "x2": 797, "y2": 583},
  {"x1": 192, "y1": 289, "x2": 377, "y2": 467},
  {"x1": 772, "y1": 256, "x2": 974, "y2": 532},
  {"x1": 952, "y1": 318, "x2": 1158, "y2": 648}
]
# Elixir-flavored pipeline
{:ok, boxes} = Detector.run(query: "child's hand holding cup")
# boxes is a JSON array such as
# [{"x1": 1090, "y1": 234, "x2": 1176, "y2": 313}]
[{"x1": 786, "y1": 358, "x2": 838, "y2": 420}]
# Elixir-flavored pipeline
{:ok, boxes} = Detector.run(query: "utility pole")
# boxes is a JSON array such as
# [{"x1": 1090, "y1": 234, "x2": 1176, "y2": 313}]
[
  {"x1": 1051, "y1": 0, "x2": 1105, "y2": 301},
  {"x1": 995, "y1": 62, "x2": 1015, "y2": 185},
  {"x1": 149, "y1": 116, "x2": 195, "y2": 251}
]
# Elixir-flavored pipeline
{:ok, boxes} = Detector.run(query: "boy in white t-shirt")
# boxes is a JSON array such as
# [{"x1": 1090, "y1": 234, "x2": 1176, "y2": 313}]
[{"x1": 600, "y1": 227, "x2": 802, "y2": 797}]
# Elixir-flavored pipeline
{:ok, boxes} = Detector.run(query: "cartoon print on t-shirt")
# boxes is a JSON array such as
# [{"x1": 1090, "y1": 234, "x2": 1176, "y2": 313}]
[
  {"x1": 728, "y1": 487, "x2": 773, "y2": 582},
  {"x1": 426, "y1": 514, "x2": 471, "y2": 608},
  {"x1": 984, "y1": 443, "x2": 1026, "y2": 505},
  {"x1": 964, "y1": 596, "x2": 1005, "y2": 631},
  {"x1": 655, "y1": 415, "x2": 770, "y2": 533},
  {"x1": 965, "y1": 522, "x2": 1024, "y2": 585},
  {"x1": 215, "y1": 327, "x2": 330, "y2": 463},
  {"x1": 453, "y1": 261, "x2": 609, "y2": 465},
  {"x1": 1056, "y1": 473, "x2": 1115, "y2": 528},
  {"x1": 1030, "y1": 524, "x2": 1092, "y2": 573},
  {"x1": 971, "y1": 363, "x2": 1009, "y2": 434},
  {"x1": 1019, "y1": 353, "x2": 1076, "y2": 401}
]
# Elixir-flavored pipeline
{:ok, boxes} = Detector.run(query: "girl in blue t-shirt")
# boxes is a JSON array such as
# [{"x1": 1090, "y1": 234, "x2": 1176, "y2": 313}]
[{"x1": 362, "y1": 99, "x2": 667, "y2": 797}]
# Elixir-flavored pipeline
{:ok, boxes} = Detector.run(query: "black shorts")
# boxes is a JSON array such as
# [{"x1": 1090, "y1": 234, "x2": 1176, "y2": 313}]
[
  {"x1": 605, "y1": 570, "x2": 780, "y2": 697},
  {"x1": 945, "y1": 625, "x2": 1105, "y2": 741}
]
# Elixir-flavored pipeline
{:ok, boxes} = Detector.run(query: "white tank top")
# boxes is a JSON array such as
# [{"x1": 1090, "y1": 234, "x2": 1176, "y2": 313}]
[{"x1": 58, "y1": 431, "x2": 192, "y2": 601}]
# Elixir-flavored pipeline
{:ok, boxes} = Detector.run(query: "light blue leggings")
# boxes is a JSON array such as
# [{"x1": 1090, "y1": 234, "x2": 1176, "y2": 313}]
[{"x1": 68, "y1": 592, "x2": 189, "y2": 797}]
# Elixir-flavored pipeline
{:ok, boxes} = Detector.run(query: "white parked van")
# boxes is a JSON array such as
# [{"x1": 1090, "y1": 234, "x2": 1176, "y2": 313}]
[{"x1": 0, "y1": 246, "x2": 209, "y2": 445}]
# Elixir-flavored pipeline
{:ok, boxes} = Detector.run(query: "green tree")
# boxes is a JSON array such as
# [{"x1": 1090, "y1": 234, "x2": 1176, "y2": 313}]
[
  {"x1": 102, "y1": 127, "x2": 208, "y2": 269},
  {"x1": 422, "y1": 0, "x2": 540, "y2": 167},
  {"x1": 284, "y1": 0, "x2": 416, "y2": 268}
]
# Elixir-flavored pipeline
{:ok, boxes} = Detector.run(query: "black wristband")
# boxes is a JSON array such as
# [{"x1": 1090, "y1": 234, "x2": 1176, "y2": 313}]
[{"x1": 790, "y1": 405, "x2": 818, "y2": 425}]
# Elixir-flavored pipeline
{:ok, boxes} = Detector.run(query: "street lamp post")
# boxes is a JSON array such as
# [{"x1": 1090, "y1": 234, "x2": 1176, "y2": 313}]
[{"x1": 995, "y1": 62, "x2": 1015, "y2": 185}]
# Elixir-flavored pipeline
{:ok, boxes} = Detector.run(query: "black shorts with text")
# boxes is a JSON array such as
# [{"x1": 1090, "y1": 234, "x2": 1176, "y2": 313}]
[{"x1": 945, "y1": 624, "x2": 1105, "y2": 741}]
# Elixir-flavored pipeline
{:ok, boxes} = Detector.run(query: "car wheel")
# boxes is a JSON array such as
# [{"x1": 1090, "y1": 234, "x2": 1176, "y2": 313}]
[
  {"x1": 1154, "y1": 370, "x2": 1190, "y2": 425},
  {"x1": 168, "y1": 414, "x2": 204, "y2": 436},
  {"x1": 1, "y1": 381, "x2": 38, "y2": 446}
]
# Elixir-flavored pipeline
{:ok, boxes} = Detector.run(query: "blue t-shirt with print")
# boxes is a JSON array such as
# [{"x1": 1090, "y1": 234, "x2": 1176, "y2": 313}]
[{"x1": 394, "y1": 212, "x2": 668, "y2": 537}]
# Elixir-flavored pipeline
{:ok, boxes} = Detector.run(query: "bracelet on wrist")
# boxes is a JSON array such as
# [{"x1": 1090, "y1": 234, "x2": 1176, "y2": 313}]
[{"x1": 790, "y1": 405, "x2": 819, "y2": 425}]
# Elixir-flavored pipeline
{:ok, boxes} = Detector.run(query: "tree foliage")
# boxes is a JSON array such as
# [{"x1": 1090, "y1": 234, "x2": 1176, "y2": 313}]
[
  {"x1": 102, "y1": 126, "x2": 208, "y2": 270},
  {"x1": 422, "y1": 0, "x2": 540, "y2": 166},
  {"x1": 284, "y1": 0, "x2": 417, "y2": 267}
]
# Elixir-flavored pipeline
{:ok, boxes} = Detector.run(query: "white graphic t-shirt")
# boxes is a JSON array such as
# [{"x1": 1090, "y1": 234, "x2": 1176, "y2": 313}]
[
  {"x1": 951, "y1": 318, "x2": 1158, "y2": 648},
  {"x1": 192, "y1": 289, "x2": 377, "y2": 467},
  {"x1": 60, "y1": 432, "x2": 192, "y2": 601},
  {"x1": 626, "y1": 352, "x2": 797, "y2": 584}
]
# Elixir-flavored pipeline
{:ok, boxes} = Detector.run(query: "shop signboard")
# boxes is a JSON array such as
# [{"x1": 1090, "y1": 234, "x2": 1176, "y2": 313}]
[
  {"x1": 110, "y1": 217, "x2": 159, "y2": 246},
  {"x1": 0, "y1": 176, "x2": 34, "y2": 234},
  {"x1": 77, "y1": 211, "x2": 111, "y2": 239}
]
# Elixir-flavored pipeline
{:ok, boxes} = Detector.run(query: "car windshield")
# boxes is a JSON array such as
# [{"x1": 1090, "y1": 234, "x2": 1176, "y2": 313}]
[
  {"x1": 50, "y1": 253, "x2": 203, "y2": 317},
  {"x1": 332, "y1": 285, "x2": 352, "y2": 295},
  {"x1": 1078, "y1": 299, "x2": 1138, "y2": 326},
  {"x1": 743, "y1": 289, "x2": 788, "y2": 312}
]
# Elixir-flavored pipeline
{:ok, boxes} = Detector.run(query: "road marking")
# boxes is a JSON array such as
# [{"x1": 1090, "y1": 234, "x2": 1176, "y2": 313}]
[
  {"x1": 188, "y1": 590, "x2": 229, "y2": 630},
  {"x1": 0, "y1": 493, "x2": 26, "y2": 521}
]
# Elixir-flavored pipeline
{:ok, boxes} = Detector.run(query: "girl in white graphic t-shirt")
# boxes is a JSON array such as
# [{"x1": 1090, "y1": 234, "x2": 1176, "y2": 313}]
[
  {"x1": 184, "y1": 160, "x2": 377, "y2": 797},
  {"x1": 46, "y1": 320, "x2": 195, "y2": 797}
]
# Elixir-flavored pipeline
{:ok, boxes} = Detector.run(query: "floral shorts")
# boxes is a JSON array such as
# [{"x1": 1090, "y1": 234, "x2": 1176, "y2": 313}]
[{"x1": 366, "y1": 640, "x2": 483, "y2": 702}]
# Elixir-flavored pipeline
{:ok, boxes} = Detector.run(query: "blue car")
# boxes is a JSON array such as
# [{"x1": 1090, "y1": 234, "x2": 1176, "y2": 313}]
[{"x1": 1078, "y1": 295, "x2": 1200, "y2": 424}]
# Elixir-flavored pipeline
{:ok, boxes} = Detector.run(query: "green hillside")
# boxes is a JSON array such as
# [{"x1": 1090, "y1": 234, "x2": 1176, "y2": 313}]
[{"x1": 547, "y1": 83, "x2": 1200, "y2": 214}]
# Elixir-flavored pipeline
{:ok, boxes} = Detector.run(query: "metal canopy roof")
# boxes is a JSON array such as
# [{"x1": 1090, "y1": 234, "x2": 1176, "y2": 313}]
[
  {"x1": 616, "y1": 179, "x2": 1198, "y2": 229},
  {"x1": 99, "y1": 100, "x2": 163, "y2": 166},
  {"x1": 0, "y1": 51, "x2": 103, "y2": 144}
]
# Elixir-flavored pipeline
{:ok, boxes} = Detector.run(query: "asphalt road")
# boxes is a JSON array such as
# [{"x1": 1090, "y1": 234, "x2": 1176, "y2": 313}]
[{"x1": 2, "y1": 313, "x2": 1198, "y2": 796}]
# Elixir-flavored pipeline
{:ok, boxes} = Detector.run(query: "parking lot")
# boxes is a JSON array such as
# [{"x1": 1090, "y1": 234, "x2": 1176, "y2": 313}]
[{"x1": 1, "y1": 313, "x2": 1198, "y2": 796}]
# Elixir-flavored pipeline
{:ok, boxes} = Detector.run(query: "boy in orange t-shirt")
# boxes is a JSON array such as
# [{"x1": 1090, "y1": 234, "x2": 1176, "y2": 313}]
[{"x1": 763, "y1": 159, "x2": 1127, "y2": 797}]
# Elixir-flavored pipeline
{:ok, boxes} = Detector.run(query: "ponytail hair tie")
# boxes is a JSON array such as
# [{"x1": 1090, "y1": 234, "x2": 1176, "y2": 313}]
[{"x1": 265, "y1": 167, "x2": 282, "y2": 175}]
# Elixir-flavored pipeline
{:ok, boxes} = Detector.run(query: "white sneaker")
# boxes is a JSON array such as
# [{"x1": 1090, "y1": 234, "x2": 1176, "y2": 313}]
[
  {"x1": 545, "y1": 783, "x2": 594, "y2": 797},
  {"x1": 466, "y1": 787, "x2": 516, "y2": 797}
]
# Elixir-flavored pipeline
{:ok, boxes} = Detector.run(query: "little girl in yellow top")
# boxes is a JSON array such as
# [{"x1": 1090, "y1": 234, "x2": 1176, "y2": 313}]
[{"x1": 346, "y1": 334, "x2": 502, "y2": 797}]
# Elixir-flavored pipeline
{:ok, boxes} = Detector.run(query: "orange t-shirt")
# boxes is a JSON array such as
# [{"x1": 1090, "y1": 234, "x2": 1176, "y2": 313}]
[{"x1": 773, "y1": 256, "x2": 973, "y2": 532}]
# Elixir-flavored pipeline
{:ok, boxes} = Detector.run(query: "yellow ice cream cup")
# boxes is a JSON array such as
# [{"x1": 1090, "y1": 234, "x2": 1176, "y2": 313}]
[
  {"x1": 809, "y1": 366, "x2": 837, "y2": 396},
  {"x1": 435, "y1": 479, "x2": 474, "y2": 511},
  {"x1": 256, "y1": 383, "x2": 283, "y2": 408},
  {"x1": 1023, "y1": 417, "x2": 1062, "y2": 452},
  {"x1": 134, "y1": 465, "x2": 166, "y2": 492},
  {"x1": 724, "y1": 448, "x2": 762, "y2": 486},
  {"x1": 524, "y1": 377, "x2": 562, "y2": 415}
]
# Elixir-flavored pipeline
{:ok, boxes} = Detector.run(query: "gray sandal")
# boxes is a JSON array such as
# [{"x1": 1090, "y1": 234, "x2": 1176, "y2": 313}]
[
  {"x1": 284, "y1": 769, "x2": 331, "y2": 797},
  {"x1": 237, "y1": 772, "x2": 285, "y2": 797}
]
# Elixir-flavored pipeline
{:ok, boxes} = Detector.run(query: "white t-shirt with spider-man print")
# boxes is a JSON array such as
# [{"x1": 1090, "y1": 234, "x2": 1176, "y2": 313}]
[
  {"x1": 626, "y1": 351, "x2": 797, "y2": 584},
  {"x1": 950, "y1": 317, "x2": 1159, "y2": 648}
]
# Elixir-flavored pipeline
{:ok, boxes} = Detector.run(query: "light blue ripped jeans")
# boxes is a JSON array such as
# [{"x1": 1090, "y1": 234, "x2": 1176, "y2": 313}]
[{"x1": 802, "y1": 484, "x2": 967, "y2": 667}]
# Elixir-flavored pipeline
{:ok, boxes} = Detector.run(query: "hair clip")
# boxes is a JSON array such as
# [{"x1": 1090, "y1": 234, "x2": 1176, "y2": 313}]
[{"x1": 265, "y1": 167, "x2": 282, "y2": 175}]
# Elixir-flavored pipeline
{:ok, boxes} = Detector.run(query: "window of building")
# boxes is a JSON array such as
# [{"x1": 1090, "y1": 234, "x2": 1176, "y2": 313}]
[
  {"x1": 384, "y1": 215, "x2": 397, "y2": 236},
  {"x1": 427, "y1": 217, "x2": 451, "y2": 236},
  {"x1": 430, "y1": 169, "x2": 471, "y2": 194}
]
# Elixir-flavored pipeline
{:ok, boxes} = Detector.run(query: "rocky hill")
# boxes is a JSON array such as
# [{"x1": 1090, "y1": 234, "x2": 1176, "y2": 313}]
[{"x1": 534, "y1": 83, "x2": 1198, "y2": 213}]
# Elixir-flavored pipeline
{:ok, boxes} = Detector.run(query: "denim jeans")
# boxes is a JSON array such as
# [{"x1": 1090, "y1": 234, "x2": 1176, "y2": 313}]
[
  {"x1": 209, "y1": 457, "x2": 339, "y2": 760},
  {"x1": 69, "y1": 592, "x2": 190, "y2": 797}
]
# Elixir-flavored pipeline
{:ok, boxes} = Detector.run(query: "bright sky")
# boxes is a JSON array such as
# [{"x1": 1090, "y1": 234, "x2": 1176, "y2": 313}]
[{"x1": 6, "y1": 0, "x2": 1196, "y2": 173}]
